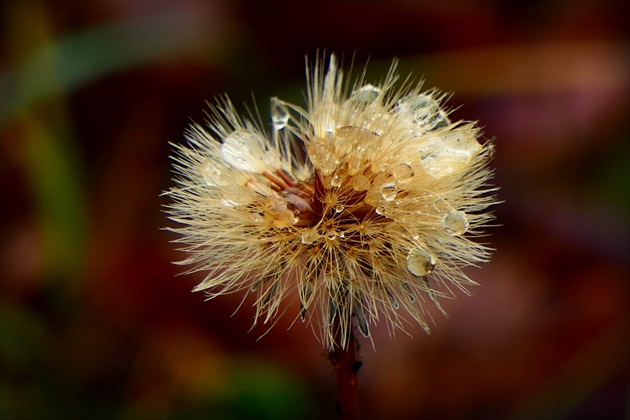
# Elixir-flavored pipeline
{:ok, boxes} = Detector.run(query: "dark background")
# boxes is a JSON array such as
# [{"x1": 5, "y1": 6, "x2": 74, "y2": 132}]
[{"x1": 1, "y1": 1, "x2": 628, "y2": 419}]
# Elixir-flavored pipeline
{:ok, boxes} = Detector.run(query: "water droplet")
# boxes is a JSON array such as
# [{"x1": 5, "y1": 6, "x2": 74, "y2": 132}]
[
  {"x1": 380, "y1": 183, "x2": 397, "y2": 201},
  {"x1": 301, "y1": 229, "x2": 321, "y2": 244},
  {"x1": 392, "y1": 163, "x2": 414, "y2": 183},
  {"x1": 331, "y1": 174, "x2": 342, "y2": 187},
  {"x1": 221, "y1": 129, "x2": 269, "y2": 172},
  {"x1": 270, "y1": 97, "x2": 290, "y2": 130},
  {"x1": 352, "y1": 175, "x2": 370, "y2": 192},
  {"x1": 350, "y1": 84, "x2": 380, "y2": 104},
  {"x1": 427, "y1": 109, "x2": 450, "y2": 130},
  {"x1": 442, "y1": 210, "x2": 468, "y2": 235},
  {"x1": 400, "y1": 94, "x2": 434, "y2": 111},
  {"x1": 334, "y1": 204, "x2": 345, "y2": 213},
  {"x1": 419, "y1": 131, "x2": 481, "y2": 179},
  {"x1": 407, "y1": 247, "x2": 436, "y2": 276},
  {"x1": 201, "y1": 160, "x2": 227, "y2": 186},
  {"x1": 441, "y1": 131, "x2": 481, "y2": 154},
  {"x1": 375, "y1": 205, "x2": 386, "y2": 215},
  {"x1": 398, "y1": 94, "x2": 438, "y2": 123},
  {"x1": 270, "y1": 209, "x2": 297, "y2": 228}
]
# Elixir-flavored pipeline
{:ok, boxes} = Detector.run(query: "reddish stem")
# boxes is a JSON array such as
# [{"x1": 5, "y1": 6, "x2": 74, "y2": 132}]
[{"x1": 330, "y1": 327, "x2": 361, "y2": 420}]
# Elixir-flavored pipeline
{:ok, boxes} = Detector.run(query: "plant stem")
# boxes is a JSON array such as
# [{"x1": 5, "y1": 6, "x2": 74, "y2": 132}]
[{"x1": 330, "y1": 325, "x2": 361, "y2": 420}]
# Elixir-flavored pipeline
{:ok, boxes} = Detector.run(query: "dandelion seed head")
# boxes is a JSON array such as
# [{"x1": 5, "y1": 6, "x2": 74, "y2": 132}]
[{"x1": 166, "y1": 54, "x2": 498, "y2": 349}]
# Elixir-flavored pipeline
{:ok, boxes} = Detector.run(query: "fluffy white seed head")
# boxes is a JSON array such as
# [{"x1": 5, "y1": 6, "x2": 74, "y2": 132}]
[{"x1": 165, "y1": 55, "x2": 498, "y2": 349}]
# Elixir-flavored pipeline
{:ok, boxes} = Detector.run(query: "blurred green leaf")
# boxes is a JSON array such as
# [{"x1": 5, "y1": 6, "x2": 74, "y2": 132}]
[{"x1": 1, "y1": 10, "x2": 217, "y2": 125}]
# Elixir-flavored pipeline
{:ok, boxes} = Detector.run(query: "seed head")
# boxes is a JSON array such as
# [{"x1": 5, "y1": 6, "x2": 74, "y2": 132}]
[{"x1": 166, "y1": 55, "x2": 498, "y2": 349}]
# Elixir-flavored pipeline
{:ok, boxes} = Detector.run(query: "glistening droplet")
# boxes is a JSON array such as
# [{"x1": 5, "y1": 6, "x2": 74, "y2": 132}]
[
  {"x1": 397, "y1": 94, "x2": 438, "y2": 125},
  {"x1": 350, "y1": 84, "x2": 381, "y2": 104},
  {"x1": 301, "y1": 229, "x2": 320, "y2": 244},
  {"x1": 442, "y1": 210, "x2": 469, "y2": 235},
  {"x1": 380, "y1": 183, "x2": 397, "y2": 201},
  {"x1": 392, "y1": 163, "x2": 414, "y2": 182},
  {"x1": 270, "y1": 97, "x2": 290, "y2": 130},
  {"x1": 270, "y1": 209, "x2": 297, "y2": 228},
  {"x1": 407, "y1": 247, "x2": 436, "y2": 276},
  {"x1": 221, "y1": 129, "x2": 269, "y2": 172},
  {"x1": 419, "y1": 131, "x2": 481, "y2": 179},
  {"x1": 201, "y1": 160, "x2": 227, "y2": 186}
]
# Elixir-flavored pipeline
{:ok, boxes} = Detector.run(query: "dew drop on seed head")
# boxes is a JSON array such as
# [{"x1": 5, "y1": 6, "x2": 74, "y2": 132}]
[
  {"x1": 334, "y1": 204, "x2": 345, "y2": 213},
  {"x1": 350, "y1": 84, "x2": 380, "y2": 104},
  {"x1": 398, "y1": 94, "x2": 438, "y2": 123},
  {"x1": 419, "y1": 131, "x2": 481, "y2": 178},
  {"x1": 380, "y1": 183, "x2": 397, "y2": 201},
  {"x1": 272, "y1": 209, "x2": 298, "y2": 228},
  {"x1": 392, "y1": 163, "x2": 414, "y2": 183},
  {"x1": 442, "y1": 210, "x2": 468, "y2": 235},
  {"x1": 221, "y1": 129, "x2": 268, "y2": 172},
  {"x1": 270, "y1": 97, "x2": 290, "y2": 130},
  {"x1": 427, "y1": 109, "x2": 450, "y2": 131},
  {"x1": 352, "y1": 175, "x2": 370, "y2": 192},
  {"x1": 301, "y1": 229, "x2": 320, "y2": 244},
  {"x1": 400, "y1": 94, "x2": 434, "y2": 111},
  {"x1": 375, "y1": 205, "x2": 386, "y2": 215},
  {"x1": 407, "y1": 247, "x2": 436, "y2": 276},
  {"x1": 201, "y1": 160, "x2": 227, "y2": 186},
  {"x1": 331, "y1": 174, "x2": 342, "y2": 187}
]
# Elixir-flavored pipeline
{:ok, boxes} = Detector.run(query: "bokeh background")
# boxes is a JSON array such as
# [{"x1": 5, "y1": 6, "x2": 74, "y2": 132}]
[{"x1": 1, "y1": 1, "x2": 628, "y2": 419}]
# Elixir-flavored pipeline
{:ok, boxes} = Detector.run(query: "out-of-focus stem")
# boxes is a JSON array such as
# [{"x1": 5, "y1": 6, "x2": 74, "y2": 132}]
[{"x1": 329, "y1": 322, "x2": 361, "y2": 420}]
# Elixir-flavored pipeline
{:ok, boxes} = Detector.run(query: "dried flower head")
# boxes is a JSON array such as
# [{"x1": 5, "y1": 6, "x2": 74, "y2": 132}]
[{"x1": 166, "y1": 55, "x2": 497, "y2": 349}]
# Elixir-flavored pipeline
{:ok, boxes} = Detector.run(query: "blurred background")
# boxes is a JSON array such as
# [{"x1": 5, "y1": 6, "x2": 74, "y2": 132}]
[{"x1": 1, "y1": 1, "x2": 628, "y2": 419}]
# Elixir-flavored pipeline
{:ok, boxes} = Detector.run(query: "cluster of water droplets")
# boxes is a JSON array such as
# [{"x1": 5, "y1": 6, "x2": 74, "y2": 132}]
[
  {"x1": 402, "y1": 199, "x2": 471, "y2": 278},
  {"x1": 211, "y1": 99, "x2": 301, "y2": 231},
  {"x1": 359, "y1": 161, "x2": 419, "y2": 217},
  {"x1": 393, "y1": 93, "x2": 482, "y2": 179},
  {"x1": 213, "y1": 82, "x2": 476, "y2": 268},
  {"x1": 397, "y1": 94, "x2": 450, "y2": 132}
]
